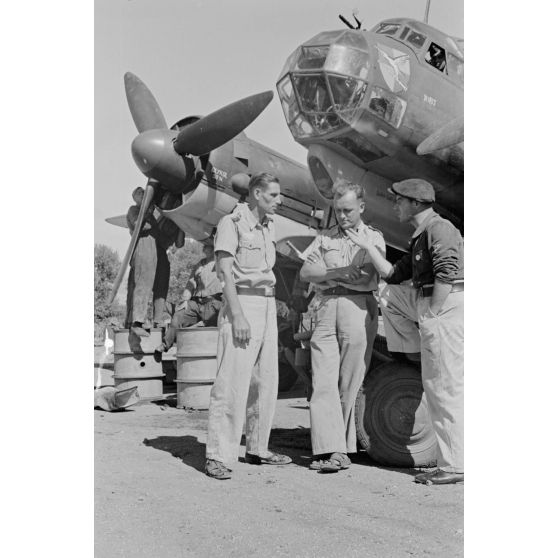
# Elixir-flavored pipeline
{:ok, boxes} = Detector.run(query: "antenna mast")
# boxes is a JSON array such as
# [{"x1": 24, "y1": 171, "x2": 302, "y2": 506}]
[{"x1": 424, "y1": 0, "x2": 431, "y2": 23}]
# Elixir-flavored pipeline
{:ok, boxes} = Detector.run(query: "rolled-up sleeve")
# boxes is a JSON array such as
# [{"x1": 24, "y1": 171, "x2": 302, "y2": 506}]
[
  {"x1": 214, "y1": 215, "x2": 238, "y2": 257},
  {"x1": 300, "y1": 236, "x2": 324, "y2": 265},
  {"x1": 428, "y1": 221, "x2": 461, "y2": 284},
  {"x1": 371, "y1": 230, "x2": 386, "y2": 258}
]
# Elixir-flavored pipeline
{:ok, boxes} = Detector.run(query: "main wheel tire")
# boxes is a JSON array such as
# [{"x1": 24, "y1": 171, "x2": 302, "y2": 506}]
[
  {"x1": 278, "y1": 361, "x2": 299, "y2": 392},
  {"x1": 355, "y1": 361, "x2": 437, "y2": 467}
]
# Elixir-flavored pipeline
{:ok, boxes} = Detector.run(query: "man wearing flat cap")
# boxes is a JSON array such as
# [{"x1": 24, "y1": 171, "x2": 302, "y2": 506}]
[{"x1": 346, "y1": 178, "x2": 464, "y2": 485}]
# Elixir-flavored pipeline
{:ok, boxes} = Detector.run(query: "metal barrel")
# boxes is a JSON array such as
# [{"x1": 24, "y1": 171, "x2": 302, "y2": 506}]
[
  {"x1": 113, "y1": 328, "x2": 165, "y2": 400},
  {"x1": 175, "y1": 327, "x2": 218, "y2": 410}
]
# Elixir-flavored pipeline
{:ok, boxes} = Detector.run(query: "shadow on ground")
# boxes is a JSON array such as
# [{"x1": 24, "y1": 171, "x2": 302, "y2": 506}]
[
  {"x1": 143, "y1": 435, "x2": 207, "y2": 473},
  {"x1": 143, "y1": 426, "x2": 423, "y2": 476}
]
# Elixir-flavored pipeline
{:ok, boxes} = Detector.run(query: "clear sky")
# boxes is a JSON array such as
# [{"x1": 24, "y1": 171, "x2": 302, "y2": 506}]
[{"x1": 95, "y1": 0, "x2": 464, "y2": 258}]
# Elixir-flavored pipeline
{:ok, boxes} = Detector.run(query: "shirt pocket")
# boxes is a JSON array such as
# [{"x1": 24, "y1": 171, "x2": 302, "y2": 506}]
[
  {"x1": 323, "y1": 247, "x2": 341, "y2": 267},
  {"x1": 238, "y1": 239, "x2": 263, "y2": 269}
]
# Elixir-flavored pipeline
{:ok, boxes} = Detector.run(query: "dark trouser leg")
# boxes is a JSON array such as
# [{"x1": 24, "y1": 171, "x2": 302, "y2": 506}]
[
  {"x1": 131, "y1": 237, "x2": 157, "y2": 325},
  {"x1": 153, "y1": 243, "x2": 170, "y2": 325},
  {"x1": 125, "y1": 268, "x2": 134, "y2": 328}
]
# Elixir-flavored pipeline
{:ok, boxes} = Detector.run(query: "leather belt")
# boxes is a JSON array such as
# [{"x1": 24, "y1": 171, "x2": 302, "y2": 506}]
[
  {"x1": 322, "y1": 286, "x2": 373, "y2": 297},
  {"x1": 420, "y1": 282, "x2": 464, "y2": 297},
  {"x1": 236, "y1": 286, "x2": 275, "y2": 297}
]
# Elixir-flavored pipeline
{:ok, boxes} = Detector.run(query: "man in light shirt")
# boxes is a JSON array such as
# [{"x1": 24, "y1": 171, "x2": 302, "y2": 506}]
[{"x1": 300, "y1": 179, "x2": 385, "y2": 473}]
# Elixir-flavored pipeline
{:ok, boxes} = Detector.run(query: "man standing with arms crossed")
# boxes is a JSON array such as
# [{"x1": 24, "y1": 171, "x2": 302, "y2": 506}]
[
  {"x1": 300, "y1": 179, "x2": 385, "y2": 473},
  {"x1": 346, "y1": 178, "x2": 464, "y2": 485},
  {"x1": 205, "y1": 173, "x2": 292, "y2": 480}
]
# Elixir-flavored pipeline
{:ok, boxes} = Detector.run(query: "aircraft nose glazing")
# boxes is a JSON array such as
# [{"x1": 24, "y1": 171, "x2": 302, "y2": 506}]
[{"x1": 131, "y1": 129, "x2": 168, "y2": 174}]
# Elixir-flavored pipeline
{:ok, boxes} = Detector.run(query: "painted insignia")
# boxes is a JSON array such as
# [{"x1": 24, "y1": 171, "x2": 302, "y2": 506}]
[{"x1": 375, "y1": 45, "x2": 410, "y2": 93}]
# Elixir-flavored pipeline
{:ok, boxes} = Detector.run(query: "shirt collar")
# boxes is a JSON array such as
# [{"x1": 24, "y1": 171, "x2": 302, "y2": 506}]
[
  {"x1": 411, "y1": 208, "x2": 436, "y2": 239},
  {"x1": 239, "y1": 203, "x2": 273, "y2": 230}
]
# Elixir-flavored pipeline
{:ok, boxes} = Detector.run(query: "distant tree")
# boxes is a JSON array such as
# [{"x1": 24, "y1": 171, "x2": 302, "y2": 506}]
[
  {"x1": 94, "y1": 244, "x2": 125, "y2": 343},
  {"x1": 94, "y1": 244, "x2": 121, "y2": 320}
]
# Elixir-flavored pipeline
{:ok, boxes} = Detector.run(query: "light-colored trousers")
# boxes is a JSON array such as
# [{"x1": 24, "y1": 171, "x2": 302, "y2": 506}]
[
  {"x1": 380, "y1": 284, "x2": 464, "y2": 473},
  {"x1": 310, "y1": 294, "x2": 378, "y2": 455},
  {"x1": 206, "y1": 295, "x2": 278, "y2": 465}
]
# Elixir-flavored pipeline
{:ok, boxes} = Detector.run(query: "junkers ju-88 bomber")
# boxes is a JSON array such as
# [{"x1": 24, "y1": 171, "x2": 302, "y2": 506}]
[{"x1": 107, "y1": 12, "x2": 463, "y2": 469}]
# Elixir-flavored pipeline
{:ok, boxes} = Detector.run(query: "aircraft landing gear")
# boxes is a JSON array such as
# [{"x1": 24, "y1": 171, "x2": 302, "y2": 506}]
[{"x1": 355, "y1": 358, "x2": 438, "y2": 468}]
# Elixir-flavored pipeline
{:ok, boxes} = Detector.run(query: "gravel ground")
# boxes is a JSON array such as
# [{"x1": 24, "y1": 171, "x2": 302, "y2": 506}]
[{"x1": 95, "y1": 381, "x2": 463, "y2": 558}]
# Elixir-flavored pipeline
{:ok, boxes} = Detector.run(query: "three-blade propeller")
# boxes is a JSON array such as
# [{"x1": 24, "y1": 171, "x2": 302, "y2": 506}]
[{"x1": 108, "y1": 73, "x2": 273, "y2": 304}]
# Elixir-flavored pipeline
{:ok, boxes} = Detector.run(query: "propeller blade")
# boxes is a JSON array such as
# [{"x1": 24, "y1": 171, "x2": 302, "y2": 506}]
[
  {"x1": 173, "y1": 91, "x2": 274, "y2": 156},
  {"x1": 108, "y1": 181, "x2": 156, "y2": 304},
  {"x1": 105, "y1": 215, "x2": 128, "y2": 229},
  {"x1": 416, "y1": 116, "x2": 464, "y2": 155},
  {"x1": 124, "y1": 72, "x2": 168, "y2": 133}
]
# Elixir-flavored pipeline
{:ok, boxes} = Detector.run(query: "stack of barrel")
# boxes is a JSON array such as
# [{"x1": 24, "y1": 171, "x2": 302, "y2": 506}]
[
  {"x1": 113, "y1": 329, "x2": 165, "y2": 399},
  {"x1": 175, "y1": 327, "x2": 218, "y2": 409}
]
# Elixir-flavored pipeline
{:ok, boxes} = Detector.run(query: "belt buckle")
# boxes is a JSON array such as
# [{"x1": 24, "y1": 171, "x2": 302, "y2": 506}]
[{"x1": 263, "y1": 286, "x2": 274, "y2": 297}]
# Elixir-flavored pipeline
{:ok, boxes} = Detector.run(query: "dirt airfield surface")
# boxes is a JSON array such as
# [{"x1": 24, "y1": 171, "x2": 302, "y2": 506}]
[{"x1": 95, "y1": 382, "x2": 463, "y2": 558}]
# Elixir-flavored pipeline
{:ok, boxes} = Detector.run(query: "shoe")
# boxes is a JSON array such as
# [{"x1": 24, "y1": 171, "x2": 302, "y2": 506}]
[
  {"x1": 319, "y1": 452, "x2": 351, "y2": 473},
  {"x1": 414, "y1": 469, "x2": 464, "y2": 485},
  {"x1": 205, "y1": 459, "x2": 232, "y2": 480},
  {"x1": 308, "y1": 453, "x2": 332, "y2": 470},
  {"x1": 245, "y1": 452, "x2": 292, "y2": 465},
  {"x1": 131, "y1": 325, "x2": 150, "y2": 338}
]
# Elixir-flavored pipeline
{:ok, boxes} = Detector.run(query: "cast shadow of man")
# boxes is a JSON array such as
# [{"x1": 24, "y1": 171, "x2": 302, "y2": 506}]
[
  {"x1": 143, "y1": 435, "x2": 207, "y2": 473},
  {"x1": 143, "y1": 426, "x2": 315, "y2": 472}
]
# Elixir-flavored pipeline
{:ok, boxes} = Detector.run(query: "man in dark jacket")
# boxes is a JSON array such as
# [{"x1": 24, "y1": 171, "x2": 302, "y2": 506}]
[{"x1": 346, "y1": 178, "x2": 464, "y2": 485}]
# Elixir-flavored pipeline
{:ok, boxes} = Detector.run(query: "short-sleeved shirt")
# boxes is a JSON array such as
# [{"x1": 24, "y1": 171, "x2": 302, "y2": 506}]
[
  {"x1": 301, "y1": 222, "x2": 386, "y2": 292},
  {"x1": 185, "y1": 258, "x2": 222, "y2": 299},
  {"x1": 214, "y1": 203, "x2": 276, "y2": 289}
]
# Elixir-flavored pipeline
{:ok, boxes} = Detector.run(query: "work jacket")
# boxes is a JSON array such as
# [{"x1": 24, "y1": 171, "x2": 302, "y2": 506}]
[{"x1": 388, "y1": 210, "x2": 464, "y2": 288}]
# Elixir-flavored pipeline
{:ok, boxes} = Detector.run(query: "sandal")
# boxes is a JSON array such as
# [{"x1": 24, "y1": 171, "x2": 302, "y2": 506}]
[
  {"x1": 309, "y1": 457, "x2": 329, "y2": 470},
  {"x1": 205, "y1": 459, "x2": 232, "y2": 480},
  {"x1": 319, "y1": 452, "x2": 351, "y2": 473},
  {"x1": 245, "y1": 452, "x2": 292, "y2": 465}
]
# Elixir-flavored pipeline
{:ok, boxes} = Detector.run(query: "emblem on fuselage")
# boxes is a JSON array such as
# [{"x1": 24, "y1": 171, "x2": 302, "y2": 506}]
[{"x1": 375, "y1": 45, "x2": 410, "y2": 93}]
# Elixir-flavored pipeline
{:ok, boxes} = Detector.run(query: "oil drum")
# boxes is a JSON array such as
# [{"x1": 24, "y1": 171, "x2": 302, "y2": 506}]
[
  {"x1": 113, "y1": 328, "x2": 165, "y2": 399},
  {"x1": 175, "y1": 327, "x2": 218, "y2": 409}
]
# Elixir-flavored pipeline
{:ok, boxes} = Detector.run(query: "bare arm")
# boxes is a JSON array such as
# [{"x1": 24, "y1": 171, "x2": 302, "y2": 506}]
[
  {"x1": 300, "y1": 255, "x2": 361, "y2": 284},
  {"x1": 345, "y1": 229, "x2": 393, "y2": 279},
  {"x1": 216, "y1": 252, "x2": 251, "y2": 343}
]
